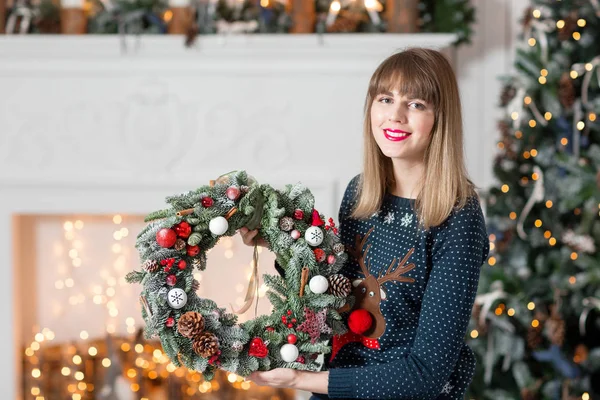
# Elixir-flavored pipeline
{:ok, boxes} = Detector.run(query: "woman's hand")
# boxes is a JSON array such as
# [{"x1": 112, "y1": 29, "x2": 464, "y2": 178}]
[
  {"x1": 238, "y1": 227, "x2": 269, "y2": 248},
  {"x1": 247, "y1": 368, "x2": 299, "y2": 389},
  {"x1": 248, "y1": 369, "x2": 329, "y2": 394}
]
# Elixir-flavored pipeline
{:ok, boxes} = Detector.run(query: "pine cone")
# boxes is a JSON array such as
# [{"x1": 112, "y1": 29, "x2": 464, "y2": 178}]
[
  {"x1": 177, "y1": 311, "x2": 205, "y2": 339},
  {"x1": 471, "y1": 303, "x2": 488, "y2": 335},
  {"x1": 559, "y1": 72, "x2": 575, "y2": 109},
  {"x1": 327, "y1": 274, "x2": 351, "y2": 297},
  {"x1": 142, "y1": 259, "x2": 160, "y2": 273},
  {"x1": 192, "y1": 279, "x2": 200, "y2": 292},
  {"x1": 558, "y1": 12, "x2": 578, "y2": 41},
  {"x1": 547, "y1": 314, "x2": 565, "y2": 346},
  {"x1": 520, "y1": 387, "x2": 539, "y2": 400},
  {"x1": 193, "y1": 332, "x2": 220, "y2": 358},
  {"x1": 500, "y1": 84, "x2": 517, "y2": 107},
  {"x1": 174, "y1": 239, "x2": 186, "y2": 251},
  {"x1": 279, "y1": 216, "x2": 294, "y2": 232},
  {"x1": 192, "y1": 258, "x2": 202, "y2": 270},
  {"x1": 527, "y1": 326, "x2": 543, "y2": 349},
  {"x1": 333, "y1": 243, "x2": 345, "y2": 255}
]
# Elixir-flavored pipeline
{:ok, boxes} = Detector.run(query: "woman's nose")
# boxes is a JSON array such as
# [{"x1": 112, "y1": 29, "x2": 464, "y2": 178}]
[{"x1": 388, "y1": 106, "x2": 407, "y2": 123}]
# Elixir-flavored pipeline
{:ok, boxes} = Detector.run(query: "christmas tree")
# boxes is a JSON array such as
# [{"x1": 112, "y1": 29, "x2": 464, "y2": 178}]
[{"x1": 467, "y1": 1, "x2": 600, "y2": 399}]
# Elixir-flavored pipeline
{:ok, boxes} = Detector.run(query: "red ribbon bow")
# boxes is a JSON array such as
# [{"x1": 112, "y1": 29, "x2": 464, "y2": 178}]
[{"x1": 330, "y1": 331, "x2": 380, "y2": 362}]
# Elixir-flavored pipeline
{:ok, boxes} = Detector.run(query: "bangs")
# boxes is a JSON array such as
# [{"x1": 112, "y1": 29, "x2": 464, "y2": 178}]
[{"x1": 369, "y1": 53, "x2": 440, "y2": 108}]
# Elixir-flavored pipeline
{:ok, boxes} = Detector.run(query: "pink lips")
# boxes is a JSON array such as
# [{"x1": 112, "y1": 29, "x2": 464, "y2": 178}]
[{"x1": 383, "y1": 129, "x2": 412, "y2": 142}]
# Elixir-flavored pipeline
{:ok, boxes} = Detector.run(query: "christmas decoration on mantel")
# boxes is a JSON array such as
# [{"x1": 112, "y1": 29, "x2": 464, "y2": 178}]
[
  {"x1": 126, "y1": 170, "x2": 352, "y2": 380},
  {"x1": 467, "y1": 1, "x2": 600, "y2": 399},
  {"x1": 4, "y1": 0, "x2": 475, "y2": 47}
]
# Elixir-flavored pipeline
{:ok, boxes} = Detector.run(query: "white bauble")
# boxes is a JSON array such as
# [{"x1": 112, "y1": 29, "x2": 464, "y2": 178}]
[
  {"x1": 209, "y1": 216, "x2": 229, "y2": 235},
  {"x1": 167, "y1": 288, "x2": 188, "y2": 309},
  {"x1": 305, "y1": 226, "x2": 324, "y2": 246},
  {"x1": 309, "y1": 275, "x2": 329, "y2": 294},
  {"x1": 280, "y1": 344, "x2": 299, "y2": 363}
]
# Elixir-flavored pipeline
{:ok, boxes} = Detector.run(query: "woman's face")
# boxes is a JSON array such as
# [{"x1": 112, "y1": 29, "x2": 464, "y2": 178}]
[{"x1": 370, "y1": 89, "x2": 435, "y2": 164}]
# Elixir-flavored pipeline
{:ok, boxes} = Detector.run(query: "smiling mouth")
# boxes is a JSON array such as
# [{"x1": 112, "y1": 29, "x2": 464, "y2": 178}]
[{"x1": 383, "y1": 129, "x2": 412, "y2": 141}]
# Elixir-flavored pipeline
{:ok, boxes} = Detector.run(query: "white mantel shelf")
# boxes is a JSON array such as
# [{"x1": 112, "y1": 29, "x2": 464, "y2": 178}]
[{"x1": 0, "y1": 33, "x2": 457, "y2": 72}]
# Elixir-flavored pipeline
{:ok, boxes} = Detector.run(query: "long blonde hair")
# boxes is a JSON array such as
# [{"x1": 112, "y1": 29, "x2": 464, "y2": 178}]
[{"x1": 351, "y1": 47, "x2": 476, "y2": 229}]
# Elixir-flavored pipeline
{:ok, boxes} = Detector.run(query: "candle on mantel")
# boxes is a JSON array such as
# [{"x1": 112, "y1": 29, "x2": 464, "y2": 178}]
[
  {"x1": 326, "y1": 0, "x2": 341, "y2": 27},
  {"x1": 287, "y1": 0, "x2": 316, "y2": 33},
  {"x1": 166, "y1": 0, "x2": 193, "y2": 34},
  {"x1": 60, "y1": 0, "x2": 87, "y2": 34},
  {"x1": 364, "y1": 0, "x2": 382, "y2": 26},
  {"x1": 385, "y1": 0, "x2": 419, "y2": 33}
]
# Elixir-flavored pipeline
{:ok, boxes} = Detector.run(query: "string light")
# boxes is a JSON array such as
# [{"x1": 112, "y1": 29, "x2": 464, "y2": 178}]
[
  {"x1": 546, "y1": 200, "x2": 553, "y2": 208},
  {"x1": 470, "y1": 330, "x2": 479, "y2": 338},
  {"x1": 573, "y1": 32, "x2": 581, "y2": 40},
  {"x1": 488, "y1": 257, "x2": 497, "y2": 266},
  {"x1": 515, "y1": 130, "x2": 523, "y2": 139},
  {"x1": 507, "y1": 308, "x2": 515, "y2": 316},
  {"x1": 561, "y1": 138, "x2": 569, "y2": 146},
  {"x1": 538, "y1": 76, "x2": 547, "y2": 84},
  {"x1": 501, "y1": 184, "x2": 510, "y2": 193},
  {"x1": 571, "y1": 70, "x2": 579, "y2": 79},
  {"x1": 590, "y1": 113, "x2": 597, "y2": 122},
  {"x1": 534, "y1": 219, "x2": 542, "y2": 228},
  {"x1": 528, "y1": 38, "x2": 536, "y2": 46},
  {"x1": 549, "y1": 237, "x2": 557, "y2": 246},
  {"x1": 571, "y1": 252, "x2": 578, "y2": 261},
  {"x1": 529, "y1": 120, "x2": 537, "y2": 127},
  {"x1": 577, "y1": 121, "x2": 585, "y2": 130},
  {"x1": 578, "y1": 19, "x2": 586, "y2": 27},
  {"x1": 509, "y1": 212, "x2": 517, "y2": 220},
  {"x1": 544, "y1": 112, "x2": 552, "y2": 120},
  {"x1": 527, "y1": 302, "x2": 535, "y2": 310},
  {"x1": 569, "y1": 276, "x2": 577, "y2": 284},
  {"x1": 556, "y1": 19, "x2": 565, "y2": 28},
  {"x1": 531, "y1": 319, "x2": 540, "y2": 328}
]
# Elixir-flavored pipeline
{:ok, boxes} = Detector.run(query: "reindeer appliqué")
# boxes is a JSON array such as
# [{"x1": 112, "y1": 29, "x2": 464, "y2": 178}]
[{"x1": 331, "y1": 226, "x2": 416, "y2": 361}]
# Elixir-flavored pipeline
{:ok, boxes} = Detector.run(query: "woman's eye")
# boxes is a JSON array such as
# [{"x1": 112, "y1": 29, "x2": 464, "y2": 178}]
[
  {"x1": 378, "y1": 97, "x2": 392, "y2": 104},
  {"x1": 410, "y1": 102, "x2": 425, "y2": 110}
]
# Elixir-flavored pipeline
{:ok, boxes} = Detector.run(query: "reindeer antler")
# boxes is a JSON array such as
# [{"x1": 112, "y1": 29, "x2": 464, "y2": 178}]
[
  {"x1": 378, "y1": 248, "x2": 416, "y2": 285},
  {"x1": 347, "y1": 226, "x2": 375, "y2": 278}
]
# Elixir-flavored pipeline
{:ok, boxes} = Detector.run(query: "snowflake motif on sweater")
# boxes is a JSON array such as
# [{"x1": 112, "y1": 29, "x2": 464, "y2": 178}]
[{"x1": 383, "y1": 211, "x2": 395, "y2": 224}]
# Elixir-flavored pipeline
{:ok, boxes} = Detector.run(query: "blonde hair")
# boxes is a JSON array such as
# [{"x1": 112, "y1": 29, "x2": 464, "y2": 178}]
[{"x1": 350, "y1": 47, "x2": 477, "y2": 229}]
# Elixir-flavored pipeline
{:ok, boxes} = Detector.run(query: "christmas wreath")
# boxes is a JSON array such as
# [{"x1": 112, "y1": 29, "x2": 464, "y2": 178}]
[{"x1": 126, "y1": 171, "x2": 352, "y2": 380}]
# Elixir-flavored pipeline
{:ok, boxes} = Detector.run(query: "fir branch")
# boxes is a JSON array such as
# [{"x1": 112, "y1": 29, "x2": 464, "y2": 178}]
[{"x1": 125, "y1": 271, "x2": 145, "y2": 284}]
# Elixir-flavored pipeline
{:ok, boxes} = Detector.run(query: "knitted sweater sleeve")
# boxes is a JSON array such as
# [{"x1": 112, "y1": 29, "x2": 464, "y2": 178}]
[{"x1": 328, "y1": 198, "x2": 490, "y2": 399}]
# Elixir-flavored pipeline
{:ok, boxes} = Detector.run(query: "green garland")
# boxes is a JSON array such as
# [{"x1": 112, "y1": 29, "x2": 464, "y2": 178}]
[{"x1": 126, "y1": 171, "x2": 351, "y2": 380}]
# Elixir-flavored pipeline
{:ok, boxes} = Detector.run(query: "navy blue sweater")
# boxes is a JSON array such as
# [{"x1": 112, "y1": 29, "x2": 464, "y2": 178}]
[{"x1": 313, "y1": 176, "x2": 489, "y2": 400}]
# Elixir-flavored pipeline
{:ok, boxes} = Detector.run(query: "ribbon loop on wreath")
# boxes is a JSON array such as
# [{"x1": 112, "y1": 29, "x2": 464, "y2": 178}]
[{"x1": 231, "y1": 243, "x2": 261, "y2": 316}]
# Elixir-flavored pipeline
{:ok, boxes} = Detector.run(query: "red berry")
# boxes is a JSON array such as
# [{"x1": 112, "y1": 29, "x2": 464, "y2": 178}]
[
  {"x1": 156, "y1": 228, "x2": 177, "y2": 248},
  {"x1": 291, "y1": 318, "x2": 297, "y2": 323},
  {"x1": 287, "y1": 310, "x2": 292, "y2": 316},
  {"x1": 296, "y1": 356, "x2": 305, "y2": 364},
  {"x1": 167, "y1": 258, "x2": 175, "y2": 266},
  {"x1": 287, "y1": 334, "x2": 297, "y2": 344},
  {"x1": 178, "y1": 260, "x2": 187, "y2": 270},
  {"x1": 287, "y1": 323, "x2": 293, "y2": 328},
  {"x1": 164, "y1": 266, "x2": 171, "y2": 273},
  {"x1": 160, "y1": 259, "x2": 167, "y2": 266},
  {"x1": 166, "y1": 317, "x2": 175, "y2": 327},
  {"x1": 293, "y1": 209, "x2": 304, "y2": 220},
  {"x1": 166, "y1": 275, "x2": 177, "y2": 286},
  {"x1": 202, "y1": 197, "x2": 214, "y2": 207},
  {"x1": 175, "y1": 222, "x2": 192, "y2": 238},
  {"x1": 266, "y1": 327, "x2": 275, "y2": 332},
  {"x1": 327, "y1": 255, "x2": 336, "y2": 265},
  {"x1": 187, "y1": 245, "x2": 200, "y2": 256},
  {"x1": 281, "y1": 316, "x2": 287, "y2": 323}
]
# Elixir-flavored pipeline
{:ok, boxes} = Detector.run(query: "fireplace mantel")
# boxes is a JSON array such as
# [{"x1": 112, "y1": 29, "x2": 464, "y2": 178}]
[{"x1": 0, "y1": 32, "x2": 457, "y2": 399}]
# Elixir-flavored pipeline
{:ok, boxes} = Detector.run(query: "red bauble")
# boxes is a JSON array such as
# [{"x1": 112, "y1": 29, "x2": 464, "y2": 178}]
[
  {"x1": 293, "y1": 209, "x2": 304, "y2": 220},
  {"x1": 296, "y1": 356, "x2": 305, "y2": 364},
  {"x1": 178, "y1": 260, "x2": 187, "y2": 270},
  {"x1": 202, "y1": 197, "x2": 214, "y2": 207},
  {"x1": 156, "y1": 228, "x2": 177, "y2": 248},
  {"x1": 166, "y1": 317, "x2": 175, "y2": 327},
  {"x1": 187, "y1": 245, "x2": 200, "y2": 256},
  {"x1": 287, "y1": 334, "x2": 297, "y2": 344},
  {"x1": 248, "y1": 337, "x2": 268, "y2": 358},
  {"x1": 166, "y1": 275, "x2": 177, "y2": 286},
  {"x1": 313, "y1": 249, "x2": 326, "y2": 262},
  {"x1": 311, "y1": 209, "x2": 325, "y2": 226},
  {"x1": 174, "y1": 222, "x2": 192, "y2": 238},
  {"x1": 348, "y1": 309, "x2": 373, "y2": 335},
  {"x1": 226, "y1": 186, "x2": 241, "y2": 201}
]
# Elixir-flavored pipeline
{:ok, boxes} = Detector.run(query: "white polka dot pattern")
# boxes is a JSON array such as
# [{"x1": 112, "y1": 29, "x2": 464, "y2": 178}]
[{"x1": 320, "y1": 176, "x2": 489, "y2": 400}]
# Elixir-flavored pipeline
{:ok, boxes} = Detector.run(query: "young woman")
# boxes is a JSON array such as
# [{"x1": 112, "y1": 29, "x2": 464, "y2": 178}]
[{"x1": 240, "y1": 47, "x2": 490, "y2": 400}]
